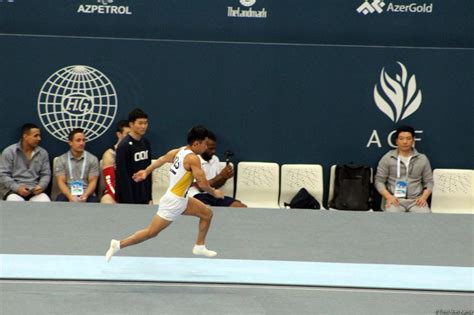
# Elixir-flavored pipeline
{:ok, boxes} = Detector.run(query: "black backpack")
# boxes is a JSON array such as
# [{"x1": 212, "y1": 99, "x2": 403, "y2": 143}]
[
  {"x1": 284, "y1": 188, "x2": 321, "y2": 209},
  {"x1": 329, "y1": 164, "x2": 373, "y2": 210}
]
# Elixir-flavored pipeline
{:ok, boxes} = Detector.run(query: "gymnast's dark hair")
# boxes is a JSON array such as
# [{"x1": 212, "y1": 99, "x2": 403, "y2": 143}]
[{"x1": 187, "y1": 125, "x2": 209, "y2": 145}]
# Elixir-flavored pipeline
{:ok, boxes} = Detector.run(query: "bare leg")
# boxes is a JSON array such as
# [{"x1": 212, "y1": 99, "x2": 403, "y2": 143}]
[
  {"x1": 183, "y1": 197, "x2": 214, "y2": 245},
  {"x1": 120, "y1": 215, "x2": 172, "y2": 249},
  {"x1": 230, "y1": 200, "x2": 247, "y2": 208},
  {"x1": 106, "y1": 215, "x2": 172, "y2": 262}
]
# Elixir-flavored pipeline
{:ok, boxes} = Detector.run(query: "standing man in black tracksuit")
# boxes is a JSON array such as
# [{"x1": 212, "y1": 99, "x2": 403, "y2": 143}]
[{"x1": 115, "y1": 108, "x2": 152, "y2": 204}]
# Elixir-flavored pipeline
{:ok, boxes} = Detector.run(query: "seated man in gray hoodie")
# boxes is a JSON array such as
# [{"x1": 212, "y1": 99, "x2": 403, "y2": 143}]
[
  {"x1": 375, "y1": 125, "x2": 433, "y2": 213},
  {"x1": 0, "y1": 123, "x2": 51, "y2": 201}
]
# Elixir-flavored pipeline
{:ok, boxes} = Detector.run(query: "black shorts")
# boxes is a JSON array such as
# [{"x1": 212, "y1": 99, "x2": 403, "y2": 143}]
[{"x1": 193, "y1": 193, "x2": 236, "y2": 207}]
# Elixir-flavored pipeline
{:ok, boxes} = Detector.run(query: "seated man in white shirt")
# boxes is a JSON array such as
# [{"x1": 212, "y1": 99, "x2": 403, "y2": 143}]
[{"x1": 187, "y1": 131, "x2": 246, "y2": 208}]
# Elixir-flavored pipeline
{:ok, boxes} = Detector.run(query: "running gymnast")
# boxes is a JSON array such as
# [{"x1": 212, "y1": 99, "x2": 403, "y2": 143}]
[{"x1": 105, "y1": 126, "x2": 224, "y2": 262}]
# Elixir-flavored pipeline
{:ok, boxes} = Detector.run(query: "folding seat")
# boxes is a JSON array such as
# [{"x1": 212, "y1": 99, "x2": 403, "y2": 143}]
[
  {"x1": 151, "y1": 161, "x2": 172, "y2": 205},
  {"x1": 235, "y1": 162, "x2": 279, "y2": 208},
  {"x1": 279, "y1": 164, "x2": 324, "y2": 209},
  {"x1": 431, "y1": 169, "x2": 474, "y2": 214}
]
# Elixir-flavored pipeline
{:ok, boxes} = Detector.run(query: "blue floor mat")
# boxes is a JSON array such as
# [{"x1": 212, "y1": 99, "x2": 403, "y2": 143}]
[{"x1": 1, "y1": 254, "x2": 472, "y2": 292}]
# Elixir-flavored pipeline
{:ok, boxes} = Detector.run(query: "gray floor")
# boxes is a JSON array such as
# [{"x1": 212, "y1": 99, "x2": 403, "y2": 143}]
[
  {"x1": 0, "y1": 201, "x2": 473, "y2": 314},
  {"x1": 1, "y1": 280, "x2": 473, "y2": 315}
]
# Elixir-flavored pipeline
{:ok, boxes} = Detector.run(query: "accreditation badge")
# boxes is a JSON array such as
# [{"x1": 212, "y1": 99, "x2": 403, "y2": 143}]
[
  {"x1": 70, "y1": 180, "x2": 84, "y2": 196},
  {"x1": 394, "y1": 179, "x2": 407, "y2": 198}
]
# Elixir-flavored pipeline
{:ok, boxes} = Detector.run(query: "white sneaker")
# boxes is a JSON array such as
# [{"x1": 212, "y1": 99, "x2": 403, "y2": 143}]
[
  {"x1": 192, "y1": 245, "x2": 217, "y2": 257},
  {"x1": 105, "y1": 239, "x2": 120, "y2": 262}
]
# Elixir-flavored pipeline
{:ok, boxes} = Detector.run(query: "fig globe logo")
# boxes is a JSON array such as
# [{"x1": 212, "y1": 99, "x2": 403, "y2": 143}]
[
  {"x1": 37, "y1": 65, "x2": 118, "y2": 142},
  {"x1": 374, "y1": 61, "x2": 422, "y2": 123}
]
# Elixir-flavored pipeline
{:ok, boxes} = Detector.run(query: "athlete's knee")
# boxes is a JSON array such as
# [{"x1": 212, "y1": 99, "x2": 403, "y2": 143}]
[{"x1": 203, "y1": 207, "x2": 213, "y2": 221}]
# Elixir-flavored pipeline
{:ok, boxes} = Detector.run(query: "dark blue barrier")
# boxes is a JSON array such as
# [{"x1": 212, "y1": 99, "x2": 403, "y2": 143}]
[
  {"x1": 0, "y1": 0, "x2": 472, "y2": 205},
  {"x1": 0, "y1": 35, "x2": 472, "y2": 172},
  {"x1": 0, "y1": 0, "x2": 472, "y2": 47}
]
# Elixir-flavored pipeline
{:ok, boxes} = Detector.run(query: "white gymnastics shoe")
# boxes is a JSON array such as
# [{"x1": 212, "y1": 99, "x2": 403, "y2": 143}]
[
  {"x1": 192, "y1": 244, "x2": 217, "y2": 257},
  {"x1": 105, "y1": 239, "x2": 121, "y2": 262}
]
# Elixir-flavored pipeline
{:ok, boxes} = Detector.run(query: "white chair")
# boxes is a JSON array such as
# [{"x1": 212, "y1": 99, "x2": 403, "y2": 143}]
[
  {"x1": 235, "y1": 162, "x2": 279, "y2": 208},
  {"x1": 328, "y1": 164, "x2": 373, "y2": 210},
  {"x1": 219, "y1": 162, "x2": 234, "y2": 198},
  {"x1": 279, "y1": 164, "x2": 324, "y2": 209},
  {"x1": 151, "y1": 161, "x2": 171, "y2": 204},
  {"x1": 431, "y1": 169, "x2": 474, "y2": 214},
  {"x1": 327, "y1": 165, "x2": 338, "y2": 209}
]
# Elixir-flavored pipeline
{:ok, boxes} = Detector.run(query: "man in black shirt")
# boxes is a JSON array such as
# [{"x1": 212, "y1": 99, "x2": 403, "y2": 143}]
[{"x1": 115, "y1": 108, "x2": 152, "y2": 204}]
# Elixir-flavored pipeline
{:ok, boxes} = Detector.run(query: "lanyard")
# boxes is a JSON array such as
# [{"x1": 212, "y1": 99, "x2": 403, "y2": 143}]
[
  {"x1": 397, "y1": 155, "x2": 412, "y2": 179},
  {"x1": 68, "y1": 151, "x2": 87, "y2": 181}
]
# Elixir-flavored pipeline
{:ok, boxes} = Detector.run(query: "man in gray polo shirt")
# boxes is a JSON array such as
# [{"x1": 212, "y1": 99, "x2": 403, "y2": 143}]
[
  {"x1": 375, "y1": 125, "x2": 434, "y2": 213},
  {"x1": 0, "y1": 123, "x2": 51, "y2": 201},
  {"x1": 54, "y1": 128, "x2": 99, "y2": 202}
]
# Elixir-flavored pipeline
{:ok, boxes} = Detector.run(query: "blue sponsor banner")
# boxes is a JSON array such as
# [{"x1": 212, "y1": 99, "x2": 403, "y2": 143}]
[
  {"x1": 0, "y1": 35, "x2": 472, "y2": 175},
  {"x1": 0, "y1": 0, "x2": 472, "y2": 48}
]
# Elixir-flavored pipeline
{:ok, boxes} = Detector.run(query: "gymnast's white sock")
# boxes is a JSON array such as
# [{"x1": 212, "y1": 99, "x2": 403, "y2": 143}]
[
  {"x1": 105, "y1": 239, "x2": 121, "y2": 262},
  {"x1": 192, "y1": 244, "x2": 217, "y2": 257}
]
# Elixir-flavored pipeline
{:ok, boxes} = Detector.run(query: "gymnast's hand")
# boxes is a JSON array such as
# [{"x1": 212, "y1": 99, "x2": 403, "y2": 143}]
[{"x1": 133, "y1": 170, "x2": 148, "y2": 182}]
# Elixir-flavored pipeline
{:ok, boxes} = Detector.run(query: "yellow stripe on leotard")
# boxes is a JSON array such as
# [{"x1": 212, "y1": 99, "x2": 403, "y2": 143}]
[{"x1": 170, "y1": 171, "x2": 193, "y2": 197}]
